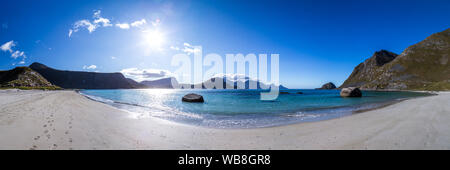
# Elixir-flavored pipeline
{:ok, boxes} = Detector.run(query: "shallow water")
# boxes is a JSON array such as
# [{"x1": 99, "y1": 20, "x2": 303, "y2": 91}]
[{"x1": 80, "y1": 89, "x2": 430, "y2": 128}]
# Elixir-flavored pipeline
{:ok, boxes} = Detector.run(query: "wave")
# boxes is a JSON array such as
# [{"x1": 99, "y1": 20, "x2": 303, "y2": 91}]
[
  {"x1": 78, "y1": 91, "x2": 204, "y2": 120},
  {"x1": 78, "y1": 89, "x2": 429, "y2": 129}
]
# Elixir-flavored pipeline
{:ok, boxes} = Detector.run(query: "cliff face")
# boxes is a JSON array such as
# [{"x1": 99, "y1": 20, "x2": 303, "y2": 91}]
[
  {"x1": 0, "y1": 67, "x2": 59, "y2": 89},
  {"x1": 29, "y1": 62, "x2": 144, "y2": 89},
  {"x1": 341, "y1": 28, "x2": 450, "y2": 90}
]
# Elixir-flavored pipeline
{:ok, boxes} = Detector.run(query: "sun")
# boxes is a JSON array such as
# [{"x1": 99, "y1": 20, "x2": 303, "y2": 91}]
[{"x1": 142, "y1": 29, "x2": 165, "y2": 50}]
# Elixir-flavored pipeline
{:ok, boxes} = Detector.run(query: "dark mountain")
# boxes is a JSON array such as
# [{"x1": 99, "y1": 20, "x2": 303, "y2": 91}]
[
  {"x1": 126, "y1": 78, "x2": 147, "y2": 88},
  {"x1": 0, "y1": 66, "x2": 59, "y2": 89},
  {"x1": 316, "y1": 82, "x2": 336, "y2": 89},
  {"x1": 340, "y1": 28, "x2": 450, "y2": 90},
  {"x1": 141, "y1": 77, "x2": 178, "y2": 88},
  {"x1": 29, "y1": 62, "x2": 143, "y2": 89},
  {"x1": 340, "y1": 50, "x2": 399, "y2": 88}
]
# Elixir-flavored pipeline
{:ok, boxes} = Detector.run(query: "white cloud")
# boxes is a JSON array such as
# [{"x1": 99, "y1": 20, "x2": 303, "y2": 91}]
[
  {"x1": 131, "y1": 19, "x2": 146, "y2": 27},
  {"x1": 94, "y1": 18, "x2": 112, "y2": 27},
  {"x1": 83, "y1": 65, "x2": 97, "y2": 70},
  {"x1": 69, "y1": 19, "x2": 96, "y2": 37},
  {"x1": 69, "y1": 10, "x2": 112, "y2": 37},
  {"x1": 11, "y1": 50, "x2": 24, "y2": 59},
  {"x1": 68, "y1": 10, "x2": 163, "y2": 38},
  {"x1": 111, "y1": 56, "x2": 117, "y2": 59},
  {"x1": 1, "y1": 40, "x2": 15, "y2": 52},
  {"x1": 121, "y1": 68, "x2": 175, "y2": 82},
  {"x1": 115, "y1": 23, "x2": 130, "y2": 29},
  {"x1": 169, "y1": 42, "x2": 201, "y2": 55},
  {"x1": 93, "y1": 10, "x2": 101, "y2": 18},
  {"x1": 93, "y1": 10, "x2": 112, "y2": 27},
  {"x1": 68, "y1": 29, "x2": 73, "y2": 37},
  {"x1": 1, "y1": 40, "x2": 27, "y2": 63},
  {"x1": 182, "y1": 42, "x2": 200, "y2": 54},
  {"x1": 77, "y1": 20, "x2": 96, "y2": 33}
]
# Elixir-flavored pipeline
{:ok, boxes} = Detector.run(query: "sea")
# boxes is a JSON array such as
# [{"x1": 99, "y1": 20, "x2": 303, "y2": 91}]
[{"x1": 79, "y1": 89, "x2": 431, "y2": 128}]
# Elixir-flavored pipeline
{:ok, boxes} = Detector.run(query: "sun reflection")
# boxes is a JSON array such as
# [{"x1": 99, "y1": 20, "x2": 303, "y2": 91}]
[{"x1": 142, "y1": 88, "x2": 175, "y2": 96}]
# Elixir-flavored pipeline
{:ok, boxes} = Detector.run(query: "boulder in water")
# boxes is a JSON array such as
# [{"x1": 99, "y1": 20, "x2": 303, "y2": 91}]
[
  {"x1": 340, "y1": 87, "x2": 362, "y2": 97},
  {"x1": 182, "y1": 93, "x2": 204, "y2": 102}
]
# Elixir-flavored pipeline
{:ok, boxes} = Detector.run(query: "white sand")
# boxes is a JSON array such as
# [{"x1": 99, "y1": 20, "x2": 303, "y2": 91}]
[{"x1": 0, "y1": 90, "x2": 449, "y2": 150}]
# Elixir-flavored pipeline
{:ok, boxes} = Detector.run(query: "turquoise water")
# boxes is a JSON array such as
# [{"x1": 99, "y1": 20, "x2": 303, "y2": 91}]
[{"x1": 80, "y1": 89, "x2": 430, "y2": 128}]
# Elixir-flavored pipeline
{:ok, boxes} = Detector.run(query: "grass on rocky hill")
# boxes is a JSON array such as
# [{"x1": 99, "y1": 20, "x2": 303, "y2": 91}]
[{"x1": 0, "y1": 86, "x2": 63, "y2": 90}]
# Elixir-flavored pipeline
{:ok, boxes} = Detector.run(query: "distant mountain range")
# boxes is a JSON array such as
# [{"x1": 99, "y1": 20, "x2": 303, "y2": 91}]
[
  {"x1": 141, "y1": 77, "x2": 178, "y2": 89},
  {"x1": 0, "y1": 62, "x2": 288, "y2": 90},
  {"x1": 341, "y1": 28, "x2": 450, "y2": 91},
  {"x1": 29, "y1": 62, "x2": 145, "y2": 89},
  {"x1": 178, "y1": 74, "x2": 288, "y2": 90}
]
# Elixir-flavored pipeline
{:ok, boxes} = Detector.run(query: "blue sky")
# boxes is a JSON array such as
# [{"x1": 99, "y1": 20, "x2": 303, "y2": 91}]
[{"x1": 1, "y1": 0, "x2": 449, "y2": 88}]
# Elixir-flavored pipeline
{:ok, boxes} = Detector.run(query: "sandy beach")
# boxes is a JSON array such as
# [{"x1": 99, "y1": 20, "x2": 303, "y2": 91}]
[{"x1": 0, "y1": 89, "x2": 449, "y2": 150}]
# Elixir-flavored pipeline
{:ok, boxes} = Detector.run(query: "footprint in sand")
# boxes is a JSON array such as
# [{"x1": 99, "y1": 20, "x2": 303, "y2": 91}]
[
  {"x1": 65, "y1": 131, "x2": 69, "y2": 135},
  {"x1": 43, "y1": 124, "x2": 47, "y2": 127},
  {"x1": 52, "y1": 144, "x2": 57, "y2": 149},
  {"x1": 34, "y1": 136, "x2": 40, "y2": 140},
  {"x1": 30, "y1": 145, "x2": 37, "y2": 150},
  {"x1": 46, "y1": 134, "x2": 51, "y2": 139},
  {"x1": 69, "y1": 138, "x2": 73, "y2": 143},
  {"x1": 44, "y1": 130, "x2": 49, "y2": 133}
]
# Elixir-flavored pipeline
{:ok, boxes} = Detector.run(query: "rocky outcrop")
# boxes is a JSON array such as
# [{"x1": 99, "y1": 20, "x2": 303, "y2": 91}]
[
  {"x1": 0, "y1": 67, "x2": 59, "y2": 89},
  {"x1": 29, "y1": 62, "x2": 144, "y2": 89},
  {"x1": 340, "y1": 50, "x2": 399, "y2": 89},
  {"x1": 340, "y1": 28, "x2": 450, "y2": 90},
  {"x1": 340, "y1": 87, "x2": 362, "y2": 97},
  {"x1": 182, "y1": 93, "x2": 204, "y2": 103},
  {"x1": 316, "y1": 82, "x2": 336, "y2": 89}
]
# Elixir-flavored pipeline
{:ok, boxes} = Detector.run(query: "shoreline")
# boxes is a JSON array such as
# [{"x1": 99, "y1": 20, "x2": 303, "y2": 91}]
[
  {"x1": 77, "y1": 89, "x2": 433, "y2": 129},
  {"x1": 0, "y1": 89, "x2": 449, "y2": 149}
]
